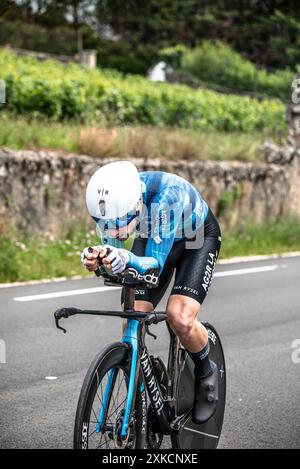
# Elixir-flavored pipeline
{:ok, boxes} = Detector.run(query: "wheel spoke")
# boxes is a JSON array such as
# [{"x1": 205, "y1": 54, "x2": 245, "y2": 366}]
[
  {"x1": 107, "y1": 397, "x2": 126, "y2": 421},
  {"x1": 80, "y1": 364, "x2": 136, "y2": 449},
  {"x1": 109, "y1": 371, "x2": 126, "y2": 418}
]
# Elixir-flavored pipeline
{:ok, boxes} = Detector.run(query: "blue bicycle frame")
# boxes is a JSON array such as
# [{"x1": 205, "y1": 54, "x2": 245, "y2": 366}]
[{"x1": 96, "y1": 318, "x2": 140, "y2": 438}]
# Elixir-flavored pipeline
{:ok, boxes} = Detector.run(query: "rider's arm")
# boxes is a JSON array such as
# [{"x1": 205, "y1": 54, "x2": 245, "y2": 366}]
[
  {"x1": 126, "y1": 251, "x2": 159, "y2": 273},
  {"x1": 119, "y1": 186, "x2": 184, "y2": 274},
  {"x1": 144, "y1": 186, "x2": 184, "y2": 271},
  {"x1": 87, "y1": 187, "x2": 184, "y2": 276}
]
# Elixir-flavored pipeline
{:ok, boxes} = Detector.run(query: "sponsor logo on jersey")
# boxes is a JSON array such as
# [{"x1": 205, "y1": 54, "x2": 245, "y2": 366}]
[{"x1": 154, "y1": 235, "x2": 162, "y2": 244}]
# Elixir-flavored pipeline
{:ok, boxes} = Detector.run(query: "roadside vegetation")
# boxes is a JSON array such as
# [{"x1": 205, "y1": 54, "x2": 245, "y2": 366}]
[
  {"x1": 1, "y1": 219, "x2": 300, "y2": 283},
  {"x1": 161, "y1": 41, "x2": 296, "y2": 100},
  {"x1": 0, "y1": 49, "x2": 285, "y2": 133},
  {"x1": 0, "y1": 113, "x2": 279, "y2": 163}
]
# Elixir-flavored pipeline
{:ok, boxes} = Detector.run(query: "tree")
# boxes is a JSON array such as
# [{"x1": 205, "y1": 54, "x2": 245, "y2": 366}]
[{"x1": 63, "y1": 1, "x2": 96, "y2": 53}]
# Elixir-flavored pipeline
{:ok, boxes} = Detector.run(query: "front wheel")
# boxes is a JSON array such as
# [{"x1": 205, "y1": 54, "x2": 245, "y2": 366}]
[
  {"x1": 73, "y1": 342, "x2": 146, "y2": 449},
  {"x1": 171, "y1": 323, "x2": 226, "y2": 449}
]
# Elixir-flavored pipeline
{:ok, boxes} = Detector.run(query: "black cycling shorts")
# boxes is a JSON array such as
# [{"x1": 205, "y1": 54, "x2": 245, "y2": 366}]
[{"x1": 121, "y1": 208, "x2": 221, "y2": 308}]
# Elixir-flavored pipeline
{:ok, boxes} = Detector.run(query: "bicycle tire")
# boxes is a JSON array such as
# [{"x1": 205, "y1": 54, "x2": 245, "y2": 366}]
[
  {"x1": 171, "y1": 323, "x2": 226, "y2": 449},
  {"x1": 73, "y1": 342, "x2": 146, "y2": 449}
]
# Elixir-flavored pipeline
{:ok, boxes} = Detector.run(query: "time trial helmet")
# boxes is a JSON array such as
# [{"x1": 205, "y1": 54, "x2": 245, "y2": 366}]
[{"x1": 85, "y1": 161, "x2": 141, "y2": 230}]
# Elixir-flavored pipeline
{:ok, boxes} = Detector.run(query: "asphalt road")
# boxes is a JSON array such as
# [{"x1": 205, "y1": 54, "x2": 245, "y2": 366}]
[{"x1": 0, "y1": 255, "x2": 300, "y2": 449}]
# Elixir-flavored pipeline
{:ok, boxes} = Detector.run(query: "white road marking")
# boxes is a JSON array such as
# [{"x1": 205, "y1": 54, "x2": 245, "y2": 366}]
[
  {"x1": 219, "y1": 251, "x2": 300, "y2": 265},
  {"x1": 13, "y1": 264, "x2": 281, "y2": 302},
  {"x1": 183, "y1": 427, "x2": 219, "y2": 439},
  {"x1": 45, "y1": 376, "x2": 58, "y2": 380},
  {"x1": 214, "y1": 264, "x2": 279, "y2": 278},
  {"x1": 14, "y1": 286, "x2": 121, "y2": 302}
]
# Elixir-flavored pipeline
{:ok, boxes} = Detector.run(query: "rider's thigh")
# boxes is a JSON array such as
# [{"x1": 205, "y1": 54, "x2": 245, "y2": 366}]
[
  {"x1": 134, "y1": 300, "x2": 154, "y2": 312},
  {"x1": 121, "y1": 300, "x2": 153, "y2": 312}
]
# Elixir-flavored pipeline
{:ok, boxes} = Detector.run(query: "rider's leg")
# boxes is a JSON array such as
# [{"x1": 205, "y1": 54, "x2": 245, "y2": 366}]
[
  {"x1": 167, "y1": 295, "x2": 212, "y2": 377},
  {"x1": 121, "y1": 300, "x2": 154, "y2": 334},
  {"x1": 167, "y1": 294, "x2": 218, "y2": 424}
]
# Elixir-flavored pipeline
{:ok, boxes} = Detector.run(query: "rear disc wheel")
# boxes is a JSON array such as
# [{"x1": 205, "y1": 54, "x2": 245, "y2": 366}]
[{"x1": 171, "y1": 323, "x2": 226, "y2": 449}]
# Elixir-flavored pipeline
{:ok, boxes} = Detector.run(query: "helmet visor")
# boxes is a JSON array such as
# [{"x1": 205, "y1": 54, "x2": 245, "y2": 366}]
[
  {"x1": 92, "y1": 208, "x2": 139, "y2": 232},
  {"x1": 96, "y1": 224, "x2": 136, "y2": 251}
]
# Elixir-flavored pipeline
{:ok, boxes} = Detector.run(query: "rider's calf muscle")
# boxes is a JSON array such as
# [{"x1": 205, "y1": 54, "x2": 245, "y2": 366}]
[{"x1": 167, "y1": 295, "x2": 208, "y2": 353}]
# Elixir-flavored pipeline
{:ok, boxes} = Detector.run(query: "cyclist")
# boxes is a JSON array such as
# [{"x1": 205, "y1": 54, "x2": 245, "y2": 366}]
[{"x1": 82, "y1": 161, "x2": 222, "y2": 424}]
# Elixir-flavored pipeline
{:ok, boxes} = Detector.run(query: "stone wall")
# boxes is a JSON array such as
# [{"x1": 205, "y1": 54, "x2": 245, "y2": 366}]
[{"x1": 0, "y1": 146, "x2": 300, "y2": 236}]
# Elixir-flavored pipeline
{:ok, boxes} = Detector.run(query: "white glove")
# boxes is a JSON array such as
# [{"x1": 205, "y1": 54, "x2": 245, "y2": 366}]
[
  {"x1": 81, "y1": 246, "x2": 102, "y2": 272},
  {"x1": 105, "y1": 246, "x2": 129, "y2": 274}
]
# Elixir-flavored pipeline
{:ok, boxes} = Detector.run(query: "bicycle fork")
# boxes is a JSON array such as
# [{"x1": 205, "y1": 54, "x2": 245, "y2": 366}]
[
  {"x1": 96, "y1": 318, "x2": 140, "y2": 440},
  {"x1": 96, "y1": 319, "x2": 179, "y2": 441}
]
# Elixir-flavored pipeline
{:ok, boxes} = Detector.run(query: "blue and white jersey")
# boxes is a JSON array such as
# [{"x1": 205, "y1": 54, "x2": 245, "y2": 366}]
[{"x1": 137, "y1": 171, "x2": 208, "y2": 271}]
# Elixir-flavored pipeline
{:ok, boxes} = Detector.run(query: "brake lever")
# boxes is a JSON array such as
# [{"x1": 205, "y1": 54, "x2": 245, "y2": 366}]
[
  {"x1": 54, "y1": 310, "x2": 67, "y2": 334},
  {"x1": 55, "y1": 317, "x2": 67, "y2": 334},
  {"x1": 143, "y1": 313, "x2": 158, "y2": 340},
  {"x1": 145, "y1": 324, "x2": 157, "y2": 341},
  {"x1": 54, "y1": 307, "x2": 80, "y2": 334}
]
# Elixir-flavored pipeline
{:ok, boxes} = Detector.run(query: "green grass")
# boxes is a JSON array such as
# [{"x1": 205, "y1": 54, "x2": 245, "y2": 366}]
[
  {"x1": 0, "y1": 113, "x2": 278, "y2": 162},
  {"x1": 0, "y1": 225, "x2": 99, "y2": 283},
  {"x1": 220, "y1": 218, "x2": 300, "y2": 259},
  {"x1": 0, "y1": 113, "x2": 78, "y2": 152},
  {"x1": 1, "y1": 219, "x2": 300, "y2": 283}
]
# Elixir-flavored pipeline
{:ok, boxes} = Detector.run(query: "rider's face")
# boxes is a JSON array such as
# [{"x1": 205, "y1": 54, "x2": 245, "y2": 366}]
[
  {"x1": 107, "y1": 217, "x2": 138, "y2": 240},
  {"x1": 103, "y1": 194, "x2": 143, "y2": 240},
  {"x1": 107, "y1": 196, "x2": 143, "y2": 240}
]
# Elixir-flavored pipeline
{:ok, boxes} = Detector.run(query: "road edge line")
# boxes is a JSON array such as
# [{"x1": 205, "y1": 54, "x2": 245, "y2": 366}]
[{"x1": 218, "y1": 251, "x2": 300, "y2": 265}]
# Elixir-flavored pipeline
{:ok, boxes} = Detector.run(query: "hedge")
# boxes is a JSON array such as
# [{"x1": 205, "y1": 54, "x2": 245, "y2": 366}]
[
  {"x1": 0, "y1": 49, "x2": 286, "y2": 133},
  {"x1": 179, "y1": 41, "x2": 295, "y2": 101}
]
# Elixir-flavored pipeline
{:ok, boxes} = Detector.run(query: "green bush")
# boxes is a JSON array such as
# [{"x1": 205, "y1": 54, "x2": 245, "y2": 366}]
[
  {"x1": 0, "y1": 49, "x2": 286, "y2": 133},
  {"x1": 159, "y1": 45, "x2": 187, "y2": 69},
  {"x1": 180, "y1": 41, "x2": 295, "y2": 101}
]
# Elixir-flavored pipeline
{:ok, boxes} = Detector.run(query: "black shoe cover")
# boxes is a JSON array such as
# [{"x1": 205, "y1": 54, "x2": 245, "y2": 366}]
[{"x1": 192, "y1": 362, "x2": 219, "y2": 425}]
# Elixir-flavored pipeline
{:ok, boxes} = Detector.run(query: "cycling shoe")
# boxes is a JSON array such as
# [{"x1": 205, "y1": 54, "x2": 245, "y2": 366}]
[{"x1": 192, "y1": 362, "x2": 219, "y2": 425}]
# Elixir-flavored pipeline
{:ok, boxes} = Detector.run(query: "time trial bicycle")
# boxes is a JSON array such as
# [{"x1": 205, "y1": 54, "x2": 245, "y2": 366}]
[{"x1": 54, "y1": 253, "x2": 226, "y2": 449}]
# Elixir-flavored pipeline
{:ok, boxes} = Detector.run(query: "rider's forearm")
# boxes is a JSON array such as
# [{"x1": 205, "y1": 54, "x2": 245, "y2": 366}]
[{"x1": 126, "y1": 251, "x2": 159, "y2": 275}]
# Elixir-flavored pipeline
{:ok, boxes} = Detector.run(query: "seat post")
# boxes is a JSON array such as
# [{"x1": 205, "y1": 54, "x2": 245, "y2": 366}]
[{"x1": 123, "y1": 286, "x2": 136, "y2": 313}]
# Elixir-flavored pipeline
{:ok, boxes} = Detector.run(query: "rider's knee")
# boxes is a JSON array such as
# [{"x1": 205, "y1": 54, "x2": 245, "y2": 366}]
[{"x1": 167, "y1": 303, "x2": 195, "y2": 338}]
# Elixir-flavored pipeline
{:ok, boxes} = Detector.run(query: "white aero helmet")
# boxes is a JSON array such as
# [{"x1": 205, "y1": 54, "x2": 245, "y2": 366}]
[{"x1": 86, "y1": 161, "x2": 141, "y2": 230}]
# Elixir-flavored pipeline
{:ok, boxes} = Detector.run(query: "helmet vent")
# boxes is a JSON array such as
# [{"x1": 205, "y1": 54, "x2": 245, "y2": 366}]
[{"x1": 99, "y1": 199, "x2": 106, "y2": 217}]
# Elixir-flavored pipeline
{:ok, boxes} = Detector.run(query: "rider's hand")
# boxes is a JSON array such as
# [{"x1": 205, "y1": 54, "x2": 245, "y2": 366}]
[
  {"x1": 103, "y1": 246, "x2": 129, "y2": 274},
  {"x1": 81, "y1": 246, "x2": 106, "y2": 272}
]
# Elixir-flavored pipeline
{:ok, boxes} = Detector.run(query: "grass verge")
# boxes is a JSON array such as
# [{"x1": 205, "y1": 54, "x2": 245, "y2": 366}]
[
  {"x1": 0, "y1": 113, "x2": 279, "y2": 163},
  {"x1": 0, "y1": 226, "x2": 98, "y2": 283},
  {"x1": 220, "y1": 218, "x2": 300, "y2": 258},
  {"x1": 1, "y1": 219, "x2": 300, "y2": 283}
]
